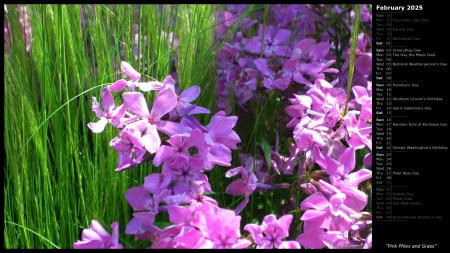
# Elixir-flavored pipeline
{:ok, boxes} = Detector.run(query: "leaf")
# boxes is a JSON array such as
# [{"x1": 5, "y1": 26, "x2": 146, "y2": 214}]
[
  {"x1": 153, "y1": 221, "x2": 173, "y2": 229},
  {"x1": 258, "y1": 134, "x2": 271, "y2": 171}
]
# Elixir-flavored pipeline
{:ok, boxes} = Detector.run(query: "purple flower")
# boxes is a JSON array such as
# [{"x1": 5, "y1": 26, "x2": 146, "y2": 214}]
[
  {"x1": 166, "y1": 156, "x2": 209, "y2": 195},
  {"x1": 298, "y1": 180, "x2": 368, "y2": 239},
  {"x1": 73, "y1": 220, "x2": 123, "y2": 249},
  {"x1": 122, "y1": 87, "x2": 185, "y2": 153},
  {"x1": 125, "y1": 212, "x2": 161, "y2": 241},
  {"x1": 245, "y1": 25, "x2": 292, "y2": 57},
  {"x1": 87, "y1": 88, "x2": 127, "y2": 133},
  {"x1": 153, "y1": 128, "x2": 205, "y2": 167},
  {"x1": 253, "y1": 58, "x2": 295, "y2": 90},
  {"x1": 176, "y1": 85, "x2": 210, "y2": 116},
  {"x1": 270, "y1": 146, "x2": 302, "y2": 175},
  {"x1": 293, "y1": 117, "x2": 327, "y2": 152},
  {"x1": 137, "y1": 75, "x2": 176, "y2": 93},
  {"x1": 233, "y1": 68, "x2": 258, "y2": 104},
  {"x1": 165, "y1": 181, "x2": 218, "y2": 209},
  {"x1": 244, "y1": 214, "x2": 301, "y2": 249},
  {"x1": 296, "y1": 227, "x2": 326, "y2": 249},
  {"x1": 191, "y1": 208, "x2": 251, "y2": 249},
  {"x1": 189, "y1": 111, "x2": 240, "y2": 170},
  {"x1": 126, "y1": 173, "x2": 172, "y2": 213},
  {"x1": 217, "y1": 43, "x2": 248, "y2": 81},
  {"x1": 313, "y1": 146, "x2": 372, "y2": 189},
  {"x1": 206, "y1": 111, "x2": 240, "y2": 150},
  {"x1": 225, "y1": 165, "x2": 257, "y2": 214},
  {"x1": 285, "y1": 94, "x2": 313, "y2": 127},
  {"x1": 110, "y1": 127, "x2": 147, "y2": 172},
  {"x1": 290, "y1": 39, "x2": 338, "y2": 85},
  {"x1": 121, "y1": 61, "x2": 141, "y2": 82}
]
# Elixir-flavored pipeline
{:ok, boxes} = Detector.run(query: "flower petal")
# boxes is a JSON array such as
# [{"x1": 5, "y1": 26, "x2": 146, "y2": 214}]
[
  {"x1": 180, "y1": 85, "x2": 201, "y2": 102},
  {"x1": 101, "y1": 88, "x2": 115, "y2": 111},
  {"x1": 91, "y1": 97, "x2": 104, "y2": 118},
  {"x1": 138, "y1": 81, "x2": 164, "y2": 92},
  {"x1": 244, "y1": 38, "x2": 262, "y2": 54},
  {"x1": 90, "y1": 220, "x2": 110, "y2": 238},
  {"x1": 125, "y1": 186, "x2": 151, "y2": 211},
  {"x1": 109, "y1": 79, "x2": 127, "y2": 92},
  {"x1": 123, "y1": 92, "x2": 150, "y2": 119},
  {"x1": 277, "y1": 241, "x2": 301, "y2": 249},
  {"x1": 225, "y1": 179, "x2": 245, "y2": 196},
  {"x1": 339, "y1": 147, "x2": 355, "y2": 174},
  {"x1": 296, "y1": 228, "x2": 326, "y2": 249},
  {"x1": 273, "y1": 29, "x2": 290, "y2": 44},
  {"x1": 253, "y1": 58, "x2": 271, "y2": 76},
  {"x1": 153, "y1": 145, "x2": 175, "y2": 167},
  {"x1": 110, "y1": 222, "x2": 120, "y2": 247},
  {"x1": 141, "y1": 124, "x2": 161, "y2": 154},
  {"x1": 121, "y1": 61, "x2": 141, "y2": 82},
  {"x1": 300, "y1": 192, "x2": 329, "y2": 211},
  {"x1": 150, "y1": 87, "x2": 177, "y2": 120},
  {"x1": 143, "y1": 173, "x2": 162, "y2": 194},
  {"x1": 87, "y1": 118, "x2": 108, "y2": 133}
]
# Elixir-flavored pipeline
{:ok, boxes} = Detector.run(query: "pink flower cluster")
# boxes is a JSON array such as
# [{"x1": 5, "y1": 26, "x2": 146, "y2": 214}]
[
  {"x1": 76, "y1": 61, "x2": 300, "y2": 249},
  {"x1": 214, "y1": 4, "x2": 372, "y2": 249}
]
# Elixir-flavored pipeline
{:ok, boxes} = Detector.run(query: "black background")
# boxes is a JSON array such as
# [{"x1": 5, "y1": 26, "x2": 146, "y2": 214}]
[{"x1": 373, "y1": 1, "x2": 449, "y2": 249}]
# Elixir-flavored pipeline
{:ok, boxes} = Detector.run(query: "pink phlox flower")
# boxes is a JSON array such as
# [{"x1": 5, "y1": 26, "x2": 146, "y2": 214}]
[
  {"x1": 109, "y1": 127, "x2": 147, "y2": 172},
  {"x1": 165, "y1": 181, "x2": 218, "y2": 210},
  {"x1": 175, "y1": 85, "x2": 211, "y2": 116},
  {"x1": 137, "y1": 74, "x2": 176, "y2": 93},
  {"x1": 153, "y1": 128, "x2": 205, "y2": 167},
  {"x1": 106, "y1": 64, "x2": 139, "y2": 93},
  {"x1": 271, "y1": 4, "x2": 301, "y2": 28},
  {"x1": 299, "y1": 191, "x2": 353, "y2": 234},
  {"x1": 194, "y1": 111, "x2": 240, "y2": 170},
  {"x1": 206, "y1": 111, "x2": 240, "y2": 150},
  {"x1": 293, "y1": 5, "x2": 322, "y2": 39},
  {"x1": 73, "y1": 220, "x2": 123, "y2": 249},
  {"x1": 88, "y1": 88, "x2": 128, "y2": 133},
  {"x1": 222, "y1": 10, "x2": 258, "y2": 30},
  {"x1": 190, "y1": 208, "x2": 251, "y2": 249},
  {"x1": 270, "y1": 146, "x2": 302, "y2": 175},
  {"x1": 245, "y1": 25, "x2": 292, "y2": 57},
  {"x1": 290, "y1": 39, "x2": 338, "y2": 87},
  {"x1": 165, "y1": 156, "x2": 210, "y2": 195},
  {"x1": 108, "y1": 63, "x2": 176, "y2": 93},
  {"x1": 299, "y1": 180, "x2": 368, "y2": 240},
  {"x1": 122, "y1": 87, "x2": 187, "y2": 154},
  {"x1": 293, "y1": 118, "x2": 326, "y2": 152},
  {"x1": 244, "y1": 214, "x2": 301, "y2": 249},
  {"x1": 124, "y1": 212, "x2": 161, "y2": 241},
  {"x1": 233, "y1": 68, "x2": 258, "y2": 104},
  {"x1": 217, "y1": 43, "x2": 248, "y2": 81},
  {"x1": 225, "y1": 157, "x2": 258, "y2": 214},
  {"x1": 312, "y1": 146, "x2": 372, "y2": 190},
  {"x1": 285, "y1": 94, "x2": 313, "y2": 128},
  {"x1": 253, "y1": 57, "x2": 294, "y2": 90}
]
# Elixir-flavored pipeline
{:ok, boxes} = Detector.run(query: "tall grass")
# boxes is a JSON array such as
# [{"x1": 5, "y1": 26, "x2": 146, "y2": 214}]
[{"x1": 4, "y1": 4, "x2": 228, "y2": 249}]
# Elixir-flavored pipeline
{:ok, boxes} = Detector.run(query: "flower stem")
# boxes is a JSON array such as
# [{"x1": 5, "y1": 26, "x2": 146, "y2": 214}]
[{"x1": 343, "y1": 4, "x2": 361, "y2": 115}]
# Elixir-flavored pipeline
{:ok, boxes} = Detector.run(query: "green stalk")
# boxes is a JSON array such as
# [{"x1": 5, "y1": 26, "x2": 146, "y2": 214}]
[{"x1": 343, "y1": 4, "x2": 361, "y2": 115}]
